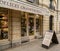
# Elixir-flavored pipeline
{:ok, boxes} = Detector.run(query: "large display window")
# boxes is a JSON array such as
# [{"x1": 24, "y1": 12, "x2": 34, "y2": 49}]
[
  {"x1": 0, "y1": 14, "x2": 8, "y2": 40},
  {"x1": 28, "y1": 13, "x2": 34, "y2": 36},
  {"x1": 21, "y1": 12, "x2": 27, "y2": 37},
  {"x1": 36, "y1": 18, "x2": 40, "y2": 32},
  {"x1": 35, "y1": 15, "x2": 43, "y2": 38}
]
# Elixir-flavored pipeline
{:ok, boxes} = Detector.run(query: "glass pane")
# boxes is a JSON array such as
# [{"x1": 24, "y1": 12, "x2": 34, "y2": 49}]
[
  {"x1": 21, "y1": 12, "x2": 27, "y2": 37},
  {"x1": 28, "y1": 13, "x2": 34, "y2": 36},
  {"x1": 27, "y1": 0, "x2": 34, "y2": 3},
  {"x1": 36, "y1": 18, "x2": 40, "y2": 32},
  {"x1": 0, "y1": 14, "x2": 8, "y2": 40}
]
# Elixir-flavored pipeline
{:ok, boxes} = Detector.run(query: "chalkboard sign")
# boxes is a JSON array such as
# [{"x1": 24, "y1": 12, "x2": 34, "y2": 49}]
[{"x1": 42, "y1": 31, "x2": 59, "y2": 49}]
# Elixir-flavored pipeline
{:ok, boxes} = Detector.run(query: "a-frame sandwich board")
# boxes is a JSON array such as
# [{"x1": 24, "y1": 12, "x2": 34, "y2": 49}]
[{"x1": 42, "y1": 31, "x2": 59, "y2": 49}]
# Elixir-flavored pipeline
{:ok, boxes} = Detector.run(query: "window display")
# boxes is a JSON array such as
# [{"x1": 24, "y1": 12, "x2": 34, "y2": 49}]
[
  {"x1": 29, "y1": 17, "x2": 34, "y2": 35},
  {"x1": 36, "y1": 18, "x2": 40, "y2": 32},
  {"x1": 0, "y1": 14, "x2": 8, "y2": 40},
  {"x1": 21, "y1": 13, "x2": 27, "y2": 37}
]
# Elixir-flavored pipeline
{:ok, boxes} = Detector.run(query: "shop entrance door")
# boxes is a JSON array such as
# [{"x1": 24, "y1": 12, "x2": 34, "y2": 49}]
[
  {"x1": 35, "y1": 15, "x2": 43, "y2": 38},
  {"x1": 28, "y1": 13, "x2": 34, "y2": 41}
]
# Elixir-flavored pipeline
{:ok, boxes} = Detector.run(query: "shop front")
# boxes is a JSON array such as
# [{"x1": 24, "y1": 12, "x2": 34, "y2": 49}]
[
  {"x1": 0, "y1": 0, "x2": 51, "y2": 50},
  {"x1": 0, "y1": 7, "x2": 43, "y2": 50},
  {"x1": 0, "y1": 8, "x2": 11, "y2": 50}
]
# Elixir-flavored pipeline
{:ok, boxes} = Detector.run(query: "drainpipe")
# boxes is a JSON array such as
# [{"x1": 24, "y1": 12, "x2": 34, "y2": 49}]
[{"x1": 56, "y1": 0, "x2": 58, "y2": 34}]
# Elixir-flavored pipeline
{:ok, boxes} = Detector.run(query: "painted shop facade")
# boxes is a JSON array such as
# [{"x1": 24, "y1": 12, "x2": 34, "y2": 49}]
[{"x1": 0, "y1": 0, "x2": 57, "y2": 50}]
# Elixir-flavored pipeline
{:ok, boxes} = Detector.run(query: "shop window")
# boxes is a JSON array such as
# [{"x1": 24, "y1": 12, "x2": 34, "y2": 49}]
[
  {"x1": 21, "y1": 12, "x2": 27, "y2": 37},
  {"x1": 36, "y1": 18, "x2": 39, "y2": 32},
  {"x1": 29, "y1": 17, "x2": 34, "y2": 35},
  {"x1": 0, "y1": 14, "x2": 8, "y2": 40},
  {"x1": 49, "y1": 0, "x2": 55, "y2": 10},
  {"x1": 27, "y1": 0, "x2": 39, "y2": 5},
  {"x1": 28, "y1": 13, "x2": 34, "y2": 36}
]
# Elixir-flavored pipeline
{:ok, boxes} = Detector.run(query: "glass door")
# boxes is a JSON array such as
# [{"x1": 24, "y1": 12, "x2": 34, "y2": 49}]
[
  {"x1": 28, "y1": 13, "x2": 35, "y2": 41},
  {"x1": 36, "y1": 17, "x2": 41, "y2": 38},
  {"x1": 21, "y1": 12, "x2": 29, "y2": 43},
  {"x1": 36, "y1": 15, "x2": 43, "y2": 38}
]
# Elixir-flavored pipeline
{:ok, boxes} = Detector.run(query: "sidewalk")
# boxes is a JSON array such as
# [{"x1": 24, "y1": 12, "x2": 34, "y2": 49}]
[{"x1": 4, "y1": 34, "x2": 60, "y2": 51}]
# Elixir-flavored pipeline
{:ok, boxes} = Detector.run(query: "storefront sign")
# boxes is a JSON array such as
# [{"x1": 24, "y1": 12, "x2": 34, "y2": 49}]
[
  {"x1": 20, "y1": 6, "x2": 41, "y2": 14},
  {"x1": 0, "y1": 0, "x2": 42, "y2": 14},
  {"x1": 0, "y1": 0, "x2": 19, "y2": 8},
  {"x1": 42, "y1": 31, "x2": 53, "y2": 46},
  {"x1": 0, "y1": 0, "x2": 50, "y2": 16},
  {"x1": 42, "y1": 31, "x2": 59, "y2": 49}
]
